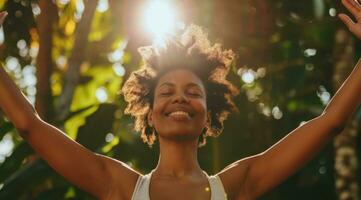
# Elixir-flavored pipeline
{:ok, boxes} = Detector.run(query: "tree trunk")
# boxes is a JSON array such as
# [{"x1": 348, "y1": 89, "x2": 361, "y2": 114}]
[
  {"x1": 35, "y1": 0, "x2": 57, "y2": 122},
  {"x1": 87, "y1": 0, "x2": 123, "y2": 63},
  {"x1": 332, "y1": 28, "x2": 359, "y2": 200},
  {"x1": 57, "y1": 0, "x2": 99, "y2": 121}
]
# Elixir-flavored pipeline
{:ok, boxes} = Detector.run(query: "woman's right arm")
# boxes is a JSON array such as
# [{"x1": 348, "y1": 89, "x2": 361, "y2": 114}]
[{"x1": 0, "y1": 12, "x2": 139, "y2": 200}]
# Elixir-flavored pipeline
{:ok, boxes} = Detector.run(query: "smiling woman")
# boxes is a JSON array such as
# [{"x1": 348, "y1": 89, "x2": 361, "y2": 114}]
[
  {"x1": 1, "y1": 0, "x2": 361, "y2": 199},
  {"x1": 120, "y1": 24, "x2": 238, "y2": 200},
  {"x1": 121, "y1": 24, "x2": 239, "y2": 148}
]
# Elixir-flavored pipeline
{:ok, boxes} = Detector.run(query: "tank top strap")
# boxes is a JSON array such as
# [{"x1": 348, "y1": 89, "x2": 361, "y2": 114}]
[
  {"x1": 131, "y1": 170, "x2": 153, "y2": 200},
  {"x1": 208, "y1": 175, "x2": 228, "y2": 200},
  {"x1": 203, "y1": 171, "x2": 228, "y2": 200}
]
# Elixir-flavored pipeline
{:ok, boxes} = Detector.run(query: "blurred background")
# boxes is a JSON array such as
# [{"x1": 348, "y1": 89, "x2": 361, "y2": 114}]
[{"x1": 0, "y1": 0, "x2": 360, "y2": 199}]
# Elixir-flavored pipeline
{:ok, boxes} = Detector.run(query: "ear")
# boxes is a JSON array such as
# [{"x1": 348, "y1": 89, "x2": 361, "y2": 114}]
[{"x1": 147, "y1": 109, "x2": 153, "y2": 127}]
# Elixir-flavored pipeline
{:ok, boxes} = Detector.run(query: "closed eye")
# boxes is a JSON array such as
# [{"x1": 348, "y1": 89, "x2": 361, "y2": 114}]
[
  {"x1": 187, "y1": 92, "x2": 203, "y2": 97},
  {"x1": 159, "y1": 92, "x2": 173, "y2": 96}
]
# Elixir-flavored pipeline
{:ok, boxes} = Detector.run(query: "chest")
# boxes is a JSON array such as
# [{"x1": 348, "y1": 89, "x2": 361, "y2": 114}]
[{"x1": 149, "y1": 178, "x2": 212, "y2": 200}]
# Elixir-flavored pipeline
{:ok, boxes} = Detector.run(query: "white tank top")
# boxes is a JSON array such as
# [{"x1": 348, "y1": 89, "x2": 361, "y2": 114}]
[{"x1": 131, "y1": 170, "x2": 228, "y2": 200}]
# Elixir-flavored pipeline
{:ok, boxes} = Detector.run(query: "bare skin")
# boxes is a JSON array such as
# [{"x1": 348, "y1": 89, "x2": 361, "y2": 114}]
[
  {"x1": 146, "y1": 69, "x2": 211, "y2": 200},
  {"x1": 0, "y1": 0, "x2": 360, "y2": 199}
]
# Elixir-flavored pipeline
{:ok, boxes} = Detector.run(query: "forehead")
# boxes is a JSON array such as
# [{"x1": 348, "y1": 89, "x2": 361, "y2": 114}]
[{"x1": 156, "y1": 69, "x2": 205, "y2": 89}]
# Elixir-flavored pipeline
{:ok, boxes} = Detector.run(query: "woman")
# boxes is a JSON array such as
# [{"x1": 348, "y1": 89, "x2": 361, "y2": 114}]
[{"x1": 0, "y1": 0, "x2": 360, "y2": 199}]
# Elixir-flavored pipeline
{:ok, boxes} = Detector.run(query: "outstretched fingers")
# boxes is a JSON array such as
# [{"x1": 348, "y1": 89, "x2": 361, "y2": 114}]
[
  {"x1": 342, "y1": 0, "x2": 361, "y2": 20},
  {"x1": 339, "y1": 13, "x2": 356, "y2": 31},
  {"x1": 339, "y1": 1, "x2": 361, "y2": 39}
]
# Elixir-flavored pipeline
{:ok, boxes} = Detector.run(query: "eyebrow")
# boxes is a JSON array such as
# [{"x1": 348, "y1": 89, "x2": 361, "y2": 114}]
[
  {"x1": 158, "y1": 82, "x2": 174, "y2": 88},
  {"x1": 158, "y1": 82, "x2": 203, "y2": 89}
]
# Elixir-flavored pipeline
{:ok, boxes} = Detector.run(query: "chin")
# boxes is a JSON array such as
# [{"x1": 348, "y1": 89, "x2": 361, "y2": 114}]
[{"x1": 160, "y1": 130, "x2": 200, "y2": 141}]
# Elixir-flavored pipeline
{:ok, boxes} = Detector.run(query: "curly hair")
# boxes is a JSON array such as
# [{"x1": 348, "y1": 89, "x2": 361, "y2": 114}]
[{"x1": 121, "y1": 24, "x2": 239, "y2": 148}]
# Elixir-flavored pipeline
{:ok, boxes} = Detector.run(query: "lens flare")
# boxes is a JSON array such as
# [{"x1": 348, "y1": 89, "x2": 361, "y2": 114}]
[{"x1": 143, "y1": 0, "x2": 177, "y2": 38}]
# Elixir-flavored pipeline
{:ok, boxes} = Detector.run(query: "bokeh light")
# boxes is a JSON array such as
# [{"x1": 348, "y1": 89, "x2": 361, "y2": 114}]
[
  {"x1": 304, "y1": 48, "x2": 317, "y2": 57},
  {"x1": 97, "y1": 0, "x2": 109, "y2": 13},
  {"x1": 112, "y1": 63, "x2": 125, "y2": 77},
  {"x1": 329, "y1": 8, "x2": 336, "y2": 17},
  {"x1": 317, "y1": 85, "x2": 331, "y2": 105},
  {"x1": 241, "y1": 71, "x2": 255, "y2": 84},
  {"x1": 96, "y1": 87, "x2": 108, "y2": 103},
  {"x1": 0, "y1": 134, "x2": 14, "y2": 163}
]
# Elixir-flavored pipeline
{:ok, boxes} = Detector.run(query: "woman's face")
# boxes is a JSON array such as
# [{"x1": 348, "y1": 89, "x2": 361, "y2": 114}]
[{"x1": 148, "y1": 68, "x2": 208, "y2": 142}]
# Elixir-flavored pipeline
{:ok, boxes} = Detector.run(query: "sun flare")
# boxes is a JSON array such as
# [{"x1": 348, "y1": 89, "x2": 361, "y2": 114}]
[{"x1": 143, "y1": 0, "x2": 178, "y2": 39}]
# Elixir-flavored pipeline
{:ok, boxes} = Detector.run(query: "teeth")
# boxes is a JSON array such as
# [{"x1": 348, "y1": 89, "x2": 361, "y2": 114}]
[{"x1": 169, "y1": 111, "x2": 190, "y2": 117}]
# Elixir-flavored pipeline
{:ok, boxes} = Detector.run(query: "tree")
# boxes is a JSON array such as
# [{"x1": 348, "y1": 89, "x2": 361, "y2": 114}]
[
  {"x1": 0, "y1": 0, "x2": 360, "y2": 199},
  {"x1": 332, "y1": 28, "x2": 359, "y2": 200}
]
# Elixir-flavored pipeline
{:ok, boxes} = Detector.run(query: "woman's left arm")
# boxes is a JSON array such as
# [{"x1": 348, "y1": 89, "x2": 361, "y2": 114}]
[
  {"x1": 243, "y1": 82, "x2": 359, "y2": 199},
  {"x1": 219, "y1": 0, "x2": 361, "y2": 199}
]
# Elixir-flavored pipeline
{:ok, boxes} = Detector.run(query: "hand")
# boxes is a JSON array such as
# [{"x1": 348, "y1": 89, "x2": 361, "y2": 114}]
[
  {"x1": 339, "y1": 0, "x2": 361, "y2": 39},
  {"x1": 0, "y1": 11, "x2": 7, "y2": 27}
]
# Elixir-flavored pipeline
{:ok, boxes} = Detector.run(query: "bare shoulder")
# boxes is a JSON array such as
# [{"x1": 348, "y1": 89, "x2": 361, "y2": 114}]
[
  {"x1": 97, "y1": 154, "x2": 142, "y2": 200},
  {"x1": 215, "y1": 155, "x2": 260, "y2": 200}
]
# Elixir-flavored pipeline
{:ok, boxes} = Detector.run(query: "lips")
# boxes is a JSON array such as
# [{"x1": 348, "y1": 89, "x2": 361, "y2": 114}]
[
  {"x1": 169, "y1": 110, "x2": 190, "y2": 117},
  {"x1": 165, "y1": 109, "x2": 194, "y2": 121}
]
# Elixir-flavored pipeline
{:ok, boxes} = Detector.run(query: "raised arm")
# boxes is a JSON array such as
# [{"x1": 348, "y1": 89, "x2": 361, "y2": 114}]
[
  {"x1": 0, "y1": 12, "x2": 139, "y2": 200},
  {"x1": 217, "y1": 1, "x2": 361, "y2": 199}
]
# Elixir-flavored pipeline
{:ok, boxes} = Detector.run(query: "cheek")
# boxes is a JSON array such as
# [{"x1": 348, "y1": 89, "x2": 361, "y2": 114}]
[
  {"x1": 192, "y1": 101, "x2": 208, "y2": 120},
  {"x1": 151, "y1": 99, "x2": 167, "y2": 121}
]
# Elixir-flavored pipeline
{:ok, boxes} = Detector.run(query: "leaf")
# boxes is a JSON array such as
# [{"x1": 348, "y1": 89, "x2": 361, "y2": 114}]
[
  {"x1": 0, "y1": 142, "x2": 33, "y2": 182},
  {"x1": 0, "y1": 122, "x2": 14, "y2": 140},
  {"x1": 0, "y1": 159, "x2": 52, "y2": 199},
  {"x1": 76, "y1": 103, "x2": 117, "y2": 151},
  {"x1": 55, "y1": 104, "x2": 96, "y2": 126},
  {"x1": 64, "y1": 105, "x2": 99, "y2": 139}
]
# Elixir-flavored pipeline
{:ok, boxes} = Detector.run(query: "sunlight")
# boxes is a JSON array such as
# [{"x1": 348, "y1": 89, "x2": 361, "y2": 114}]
[
  {"x1": 0, "y1": 27, "x2": 4, "y2": 45},
  {"x1": 75, "y1": 0, "x2": 85, "y2": 20},
  {"x1": 0, "y1": 134, "x2": 14, "y2": 163},
  {"x1": 143, "y1": 0, "x2": 177, "y2": 39},
  {"x1": 304, "y1": 48, "x2": 317, "y2": 57},
  {"x1": 5, "y1": 57, "x2": 20, "y2": 71},
  {"x1": 317, "y1": 85, "x2": 331, "y2": 105},
  {"x1": 272, "y1": 106, "x2": 283, "y2": 120},
  {"x1": 112, "y1": 63, "x2": 125, "y2": 77},
  {"x1": 329, "y1": 8, "x2": 336, "y2": 17},
  {"x1": 241, "y1": 70, "x2": 255, "y2": 84},
  {"x1": 97, "y1": 0, "x2": 109, "y2": 13},
  {"x1": 95, "y1": 87, "x2": 108, "y2": 103}
]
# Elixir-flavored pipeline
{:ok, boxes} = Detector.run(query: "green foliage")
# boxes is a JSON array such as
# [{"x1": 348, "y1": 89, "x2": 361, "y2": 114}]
[
  {"x1": 0, "y1": 122, "x2": 14, "y2": 140},
  {"x1": 0, "y1": 0, "x2": 358, "y2": 199}
]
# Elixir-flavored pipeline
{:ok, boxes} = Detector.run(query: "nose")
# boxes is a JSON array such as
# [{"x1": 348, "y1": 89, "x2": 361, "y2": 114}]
[{"x1": 172, "y1": 92, "x2": 190, "y2": 104}]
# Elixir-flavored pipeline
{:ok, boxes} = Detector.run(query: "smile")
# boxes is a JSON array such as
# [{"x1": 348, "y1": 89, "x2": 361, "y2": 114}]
[
  {"x1": 169, "y1": 111, "x2": 190, "y2": 117},
  {"x1": 166, "y1": 110, "x2": 193, "y2": 120}
]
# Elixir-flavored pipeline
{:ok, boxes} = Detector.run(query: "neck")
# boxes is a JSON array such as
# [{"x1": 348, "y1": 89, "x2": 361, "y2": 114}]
[{"x1": 153, "y1": 137, "x2": 203, "y2": 178}]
